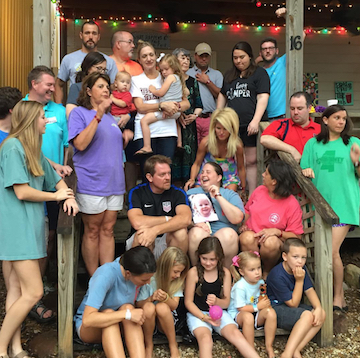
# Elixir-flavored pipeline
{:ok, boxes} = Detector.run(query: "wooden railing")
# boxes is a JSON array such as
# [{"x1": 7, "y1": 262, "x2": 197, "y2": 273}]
[
  {"x1": 57, "y1": 147, "x2": 81, "y2": 358},
  {"x1": 257, "y1": 122, "x2": 338, "y2": 347}
]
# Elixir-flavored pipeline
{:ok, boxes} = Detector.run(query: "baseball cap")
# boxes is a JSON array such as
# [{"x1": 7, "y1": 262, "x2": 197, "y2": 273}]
[{"x1": 195, "y1": 43, "x2": 212, "y2": 56}]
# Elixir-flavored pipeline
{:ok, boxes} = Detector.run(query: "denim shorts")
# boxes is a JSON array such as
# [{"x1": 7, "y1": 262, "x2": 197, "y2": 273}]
[
  {"x1": 186, "y1": 310, "x2": 237, "y2": 336},
  {"x1": 272, "y1": 303, "x2": 312, "y2": 331}
]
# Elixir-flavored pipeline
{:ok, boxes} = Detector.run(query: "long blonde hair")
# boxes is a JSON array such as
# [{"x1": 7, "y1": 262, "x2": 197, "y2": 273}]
[
  {"x1": 155, "y1": 247, "x2": 190, "y2": 298},
  {"x1": 159, "y1": 54, "x2": 187, "y2": 98},
  {"x1": 4, "y1": 101, "x2": 44, "y2": 176},
  {"x1": 207, "y1": 107, "x2": 241, "y2": 158}
]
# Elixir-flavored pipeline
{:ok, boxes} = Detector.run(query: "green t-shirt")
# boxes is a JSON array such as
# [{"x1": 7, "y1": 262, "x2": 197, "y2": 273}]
[
  {"x1": 0, "y1": 138, "x2": 61, "y2": 260},
  {"x1": 300, "y1": 136, "x2": 360, "y2": 225}
]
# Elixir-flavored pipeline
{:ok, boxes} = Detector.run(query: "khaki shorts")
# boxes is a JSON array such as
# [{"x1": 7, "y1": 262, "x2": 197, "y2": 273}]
[
  {"x1": 126, "y1": 233, "x2": 167, "y2": 260},
  {"x1": 76, "y1": 193, "x2": 124, "y2": 214}
]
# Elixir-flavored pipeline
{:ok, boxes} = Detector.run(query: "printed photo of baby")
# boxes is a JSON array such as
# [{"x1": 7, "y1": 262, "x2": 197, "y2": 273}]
[{"x1": 189, "y1": 193, "x2": 219, "y2": 224}]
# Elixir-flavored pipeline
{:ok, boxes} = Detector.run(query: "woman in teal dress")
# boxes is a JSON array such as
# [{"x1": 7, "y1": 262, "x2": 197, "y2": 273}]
[
  {"x1": 301, "y1": 104, "x2": 360, "y2": 312},
  {"x1": 0, "y1": 101, "x2": 78, "y2": 358}
]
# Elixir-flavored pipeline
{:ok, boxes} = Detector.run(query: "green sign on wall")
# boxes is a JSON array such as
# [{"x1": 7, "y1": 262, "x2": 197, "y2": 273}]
[{"x1": 334, "y1": 81, "x2": 353, "y2": 106}]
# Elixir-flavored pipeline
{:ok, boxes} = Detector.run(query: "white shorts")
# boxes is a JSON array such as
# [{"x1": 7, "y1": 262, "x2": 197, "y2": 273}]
[
  {"x1": 235, "y1": 310, "x2": 263, "y2": 330},
  {"x1": 186, "y1": 310, "x2": 238, "y2": 336},
  {"x1": 76, "y1": 193, "x2": 124, "y2": 214},
  {"x1": 126, "y1": 233, "x2": 167, "y2": 260}
]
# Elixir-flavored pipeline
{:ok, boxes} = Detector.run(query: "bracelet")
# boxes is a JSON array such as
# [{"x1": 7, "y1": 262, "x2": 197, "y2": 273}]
[
  {"x1": 165, "y1": 216, "x2": 169, "y2": 222},
  {"x1": 206, "y1": 80, "x2": 211, "y2": 85},
  {"x1": 253, "y1": 304, "x2": 258, "y2": 313},
  {"x1": 162, "y1": 293, "x2": 169, "y2": 303},
  {"x1": 94, "y1": 116, "x2": 101, "y2": 123},
  {"x1": 125, "y1": 309, "x2": 132, "y2": 320},
  {"x1": 158, "y1": 103, "x2": 162, "y2": 112},
  {"x1": 355, "y1": 161, "x2": 359, "y2": 167},
  {"x1": 214, "y1": 192, "x2": 222, "y2": 198},
  {"x1": 201, "y1": 314, "x2": 207, "y2": 321},
  {"x1": 177, "y1": 102, "x2": 181, "y2": 111},
  {"x1": 278, "y1": 230, "x2": 283, "y2": 238}
]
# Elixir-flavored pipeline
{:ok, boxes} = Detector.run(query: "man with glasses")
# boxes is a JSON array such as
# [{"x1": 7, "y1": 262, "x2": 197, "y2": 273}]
[
  {"x1": 54, "y1": 21, "x2": 118, "y2": 104},
  {"x1": 110, "y1": 31, "x2": 143, "y2": 76},
  {"x1": 258, "y1": 37, "x2": 286, "y2": 121}
]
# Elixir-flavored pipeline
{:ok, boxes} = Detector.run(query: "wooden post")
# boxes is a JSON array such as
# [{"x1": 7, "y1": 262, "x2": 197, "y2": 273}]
[
  {"x1": 314, "y1": 212, "x2": 333, "y2": 347},
  {"x1": 58, "y1": 222, "x2": 75, "y2": 358},
  {"x1": 57, "y1": 149, "x2": 78, "y2": 358},
  {"x1": 286, "y1": 0, "x2": 304, "y2": 117},
  {"x1": 33, "y1": 0, "x2": 51, "y2": 66}
]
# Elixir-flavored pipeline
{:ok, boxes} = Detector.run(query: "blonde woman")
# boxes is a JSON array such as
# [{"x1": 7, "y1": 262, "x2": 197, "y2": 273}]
[
  {"x1": 185, "y1": 107, "x2": 246, "y2": 193},
  {"x1": 136, "y1": 247, "x2": 190, "y2": 358},
  {"x1": 0, "y1": 101, "x2": 78, "y2": 358}
]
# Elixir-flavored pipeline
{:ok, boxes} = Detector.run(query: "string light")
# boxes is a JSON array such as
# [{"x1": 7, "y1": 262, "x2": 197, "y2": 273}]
[{"x1": 68, "y1": 16, "x2": 352, "y2": 36}]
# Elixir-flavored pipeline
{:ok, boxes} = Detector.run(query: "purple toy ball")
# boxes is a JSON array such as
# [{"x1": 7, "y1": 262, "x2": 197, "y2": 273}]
[{"x1": 209, "y1": 305, "x2": 223, "y2": 320}]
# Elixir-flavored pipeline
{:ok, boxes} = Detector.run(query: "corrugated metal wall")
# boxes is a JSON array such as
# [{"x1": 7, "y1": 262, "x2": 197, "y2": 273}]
[{"x1": 0, "y1": 0, "x2": 33, "y2": 94}]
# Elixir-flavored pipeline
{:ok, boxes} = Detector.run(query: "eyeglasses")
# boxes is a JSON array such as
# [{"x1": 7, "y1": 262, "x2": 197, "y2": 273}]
[
  {"x1": 118, "y1": 39, "x2": 135, "y2": 45},
  {"x1": 94, "y1": 66, "x2": 108, "y2": 73},
  {"x1": 261, "y1": 46, "x2": 276, "y2": 52}
]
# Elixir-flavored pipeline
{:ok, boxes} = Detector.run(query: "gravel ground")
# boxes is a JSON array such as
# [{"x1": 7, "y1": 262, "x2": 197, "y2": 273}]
[{"x1": 1, "y1": 248, "x2": 360, "y2": 357}]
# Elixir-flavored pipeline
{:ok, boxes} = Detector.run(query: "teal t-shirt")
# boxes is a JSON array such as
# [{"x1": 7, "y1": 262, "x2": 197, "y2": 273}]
[
  {"x1": 0, "y1": 138, "x2": 61, "y2": 260},
  {"x1": 300, "y1": 136, "x2": 360, "y2": 225}
]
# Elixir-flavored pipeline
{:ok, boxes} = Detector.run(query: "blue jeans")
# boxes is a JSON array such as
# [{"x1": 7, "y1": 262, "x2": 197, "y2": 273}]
[{"x1": 134, "y1": 136, "x2": 177, "y2": 180}]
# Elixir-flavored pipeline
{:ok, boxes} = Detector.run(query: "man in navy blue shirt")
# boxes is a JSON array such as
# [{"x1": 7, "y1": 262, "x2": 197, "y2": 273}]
[{"x1": 127, "y1": 155, "x2": 192, "y2": 258}]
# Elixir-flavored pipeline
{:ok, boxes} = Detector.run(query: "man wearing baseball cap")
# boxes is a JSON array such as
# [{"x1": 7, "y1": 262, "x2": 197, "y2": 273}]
[{"x1": 187, "y1": 42, "x2": 223, "y2": 144}]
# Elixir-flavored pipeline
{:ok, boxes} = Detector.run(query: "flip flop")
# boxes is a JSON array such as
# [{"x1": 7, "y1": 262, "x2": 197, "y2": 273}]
[
  {"x1": 28, "y1": 300, "x2": 55, "y2": 323},
  {"x1": 333, "y1": 305, "x2": 343, "y2": 312},
  {"x1": 342, "y1": 306, "x2": 349, "y2": 312},
  {"x1": 10, "y1": 350, "x2": 31, "y2": 358},
  {"x1": 134, "y1": 149, "x2": 153, "y2": 157}
]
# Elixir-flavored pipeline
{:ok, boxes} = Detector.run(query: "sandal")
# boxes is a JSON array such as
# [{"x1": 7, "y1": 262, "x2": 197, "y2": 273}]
[
  {"x1": 28, "y1": 300, "x2": 55, "y2": 323},
  {"x1": 10, "y1": 351, "x2": 31, "y2": 358},
  {"x1": 134, "y1": 149, "x2": 153, "y2": 157}
]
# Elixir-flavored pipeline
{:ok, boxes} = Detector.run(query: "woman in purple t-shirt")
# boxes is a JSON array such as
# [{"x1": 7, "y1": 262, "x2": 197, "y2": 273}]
[{"x1": 68, "y1": 72, "x2": 133, "y2": 276}]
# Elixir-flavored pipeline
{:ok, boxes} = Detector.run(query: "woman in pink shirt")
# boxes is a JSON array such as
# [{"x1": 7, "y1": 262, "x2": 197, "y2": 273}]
[{"x1": 239, "y1": 160, "x2": 303, "y2": 278}]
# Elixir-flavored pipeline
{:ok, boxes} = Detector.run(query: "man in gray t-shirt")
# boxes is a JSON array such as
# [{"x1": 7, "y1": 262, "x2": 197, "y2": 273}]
[
  {"x1": 187, "y1": 42, "x2": 223, "y2": 144},
  {"x1": 54, "y1": 21, "x2": 117, "y2": 104}
]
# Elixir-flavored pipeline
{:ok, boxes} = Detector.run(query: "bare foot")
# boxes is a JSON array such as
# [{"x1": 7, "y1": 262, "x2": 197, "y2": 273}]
[
  {"x1": 293, "y1": 350, "x2": 302, "y2": 358},
  {"x1": 145, "y1": 344, "x2": 154, "y2": 358},
  {"x1": 266, "y1": 346, "x2": 275, "y2": 358},
  {"x1": 169, "y1": 344, "x2": 181, "y2": 358}
]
